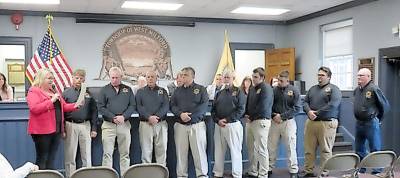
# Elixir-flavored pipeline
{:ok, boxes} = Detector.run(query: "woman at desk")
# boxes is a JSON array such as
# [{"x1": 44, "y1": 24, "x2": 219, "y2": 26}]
[
  {"x1": 0, "y1": 72, "x2": 13, "y2": 102},
  {"x1": 26, "y1": 68, "x2": 82, "y2": 170}
]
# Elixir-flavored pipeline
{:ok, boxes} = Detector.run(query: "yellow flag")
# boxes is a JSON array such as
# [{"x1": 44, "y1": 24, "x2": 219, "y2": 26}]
[{"x1": 213, "y1": 30, "x2": 237, "y2": 85}]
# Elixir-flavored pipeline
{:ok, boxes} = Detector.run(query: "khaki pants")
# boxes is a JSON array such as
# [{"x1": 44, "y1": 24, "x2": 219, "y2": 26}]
[
  {"x1": 101, "y1": 121, "x2": 131, "y2": 175},
  {"x1": 303, "y1": 119, "x2": 338, "y2": 173},
  {"x1": 139, "y1": 120, "x2": 168, "y2": 165},
  {"x1": 64, "y1": 121, "x2": 92, "y2": 178},
  {"x1": 246, "y1": 119, "x2": 271, "y2": 178},
  {"x1": 213, "y1": 122, "x2": 243, "y2": 178},
  {"x1": 174, "y1": 122, "x2": 208, "y2": 178},
  {"x1": 268, "y1": 118, "x2": 298, "y2": 173}
]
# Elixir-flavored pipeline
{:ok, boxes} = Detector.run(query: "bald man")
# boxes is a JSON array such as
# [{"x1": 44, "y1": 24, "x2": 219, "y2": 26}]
[{"x1": 354, "y1": 68, "x2": 390, "y2": 173}]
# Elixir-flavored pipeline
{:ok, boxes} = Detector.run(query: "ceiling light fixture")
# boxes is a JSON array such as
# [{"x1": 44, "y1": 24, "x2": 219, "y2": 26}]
[
  {"x1": 0, "y1": 0, "x2": 60, "y2": 4},
  {"x1": 231, "y1": 7, "x2": 290, "y2": 15},
  {"x1": 122, "y1": 1, "x2": 183, "y2": 11}
]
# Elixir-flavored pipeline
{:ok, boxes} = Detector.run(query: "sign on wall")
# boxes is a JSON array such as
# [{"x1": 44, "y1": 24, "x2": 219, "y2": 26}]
[{"x1": 98, "y1": 25, "x2": 173, "y2": 84}]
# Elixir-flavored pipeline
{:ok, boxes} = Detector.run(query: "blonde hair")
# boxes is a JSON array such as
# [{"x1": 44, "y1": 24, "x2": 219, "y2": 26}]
[{"x1": 32, "y1": 68, "x2": 53, "y2": 87}]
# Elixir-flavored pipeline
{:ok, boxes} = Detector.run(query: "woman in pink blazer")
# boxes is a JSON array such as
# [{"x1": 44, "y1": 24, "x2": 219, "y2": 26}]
[{"x1": 27, "y1": 68, "x2": 81, "y2": 170}]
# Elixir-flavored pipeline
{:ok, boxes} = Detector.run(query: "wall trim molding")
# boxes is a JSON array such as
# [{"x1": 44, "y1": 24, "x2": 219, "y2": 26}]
[{"x1": 0, "y1": 0, "x2": 379, "y2": 26}]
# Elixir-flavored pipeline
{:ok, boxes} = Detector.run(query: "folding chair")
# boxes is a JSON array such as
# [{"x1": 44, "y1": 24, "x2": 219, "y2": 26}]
[
  {"x1": 123, "y1": 163, "x2": 169, "y2": 178},
  {"x1": 318, "y1": 153, "x2": 360, "y2": 178},
  {"x1": 358, "y1": 150, "x2": 397, "y2": 178},
  {"x1": 27, "y1": 170, "x2": 64, "y2": 178},
  {"x1": 70, "y1": 166, "x2": 119, "y2": 178}
]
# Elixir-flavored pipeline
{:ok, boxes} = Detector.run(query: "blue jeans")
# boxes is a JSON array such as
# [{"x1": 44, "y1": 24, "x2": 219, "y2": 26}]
[{"x1": 355, "y1": 117, "x2": 381, "y2": 173}]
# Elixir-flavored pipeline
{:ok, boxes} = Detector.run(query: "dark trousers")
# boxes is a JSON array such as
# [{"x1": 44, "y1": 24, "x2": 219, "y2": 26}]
[{"x1": 31, "y1": 133, "x2": 61, "y2": 170}]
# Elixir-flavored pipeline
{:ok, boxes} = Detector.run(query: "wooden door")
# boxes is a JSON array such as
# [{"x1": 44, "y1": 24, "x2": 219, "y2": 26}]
[{"x1": 265, "y1": 48, "x2": 295, "y2": 82}]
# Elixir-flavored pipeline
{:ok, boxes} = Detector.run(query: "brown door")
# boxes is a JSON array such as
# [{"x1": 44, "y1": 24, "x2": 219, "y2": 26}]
[{"x1": 265, "y1": 48, "x2": 295, "y2": 82}]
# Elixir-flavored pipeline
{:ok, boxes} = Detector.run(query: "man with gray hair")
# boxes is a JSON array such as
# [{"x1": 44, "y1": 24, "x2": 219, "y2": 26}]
[
  {"x1": 63, "y1": 69, "x2": 98, "y2": 178},
  {"x1": 98, "y1": 67, "x2": 136, "y2": 175},
  {"x1": 136, "y1": 70, "x2": 169, "y2": 165},
  {"x1": 212, "y1": 70, "x2": 245, "y2": 178}
]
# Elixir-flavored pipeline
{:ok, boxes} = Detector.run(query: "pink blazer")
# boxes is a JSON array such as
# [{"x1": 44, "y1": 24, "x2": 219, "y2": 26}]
[{"x1": 27, "y1": 86, "x2": 77, "y2": 134}]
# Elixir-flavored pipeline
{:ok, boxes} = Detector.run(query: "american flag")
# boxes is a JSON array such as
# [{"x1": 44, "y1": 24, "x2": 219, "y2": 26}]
[{"x1": 26, "y1": 28, "x2": 72, "y2": 93}]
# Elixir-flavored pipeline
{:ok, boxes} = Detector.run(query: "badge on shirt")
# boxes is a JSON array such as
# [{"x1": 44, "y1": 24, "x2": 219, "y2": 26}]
[
  {"x1": 325, "y1": 87, "x2": 331, "y2": 95},
  {"x1": 122, "y1": 88, "x2": 129, "y2": 93},
  {"x1": 232, "y1": 91, "x2": 237, "y2": 96},
  {"x1": 366, "y1": 91, "x2": 372, "y2": 99},
  {"x1": 84, "y1": 92, "x2": 91, "y2": 98},
  {"x1": 256, "y1": 88, "x2": 261, "y2": 94},
  {"x1": 158, "y1": 89, "x2": 164, "y2": 95},
  {"x1": 193, "y1": 88, "x2": 200, "y2": 95},
  {"x1": 287, "y1": 90, "x2": 293, "y2": 96}
]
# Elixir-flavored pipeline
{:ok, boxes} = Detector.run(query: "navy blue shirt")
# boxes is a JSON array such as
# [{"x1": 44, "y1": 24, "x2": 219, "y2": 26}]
[
  {"x1": 170, "y1": 82, "x2": 208, "y2": 125},
  {"x1": 212, "y1": 85, "x2": 246, "y2": 123},
  {"x1": 303, "y1": 83, "x2": 342, "y2": 120},
  {"x1": 136, "y1": 85, "x2": 169, "y2": 121},
  {"x1": 245, "y1": 82, "x2": 274, "y2": 120},
  {"x1": 272, "y1": 85, "x2": 301, "y2": 120},
  {"x1": 98, "y1": 83, "x2": 136, "y2": 122},
  {"x1": 353, "y1": 81, "x2": 390, "y2": 121}
]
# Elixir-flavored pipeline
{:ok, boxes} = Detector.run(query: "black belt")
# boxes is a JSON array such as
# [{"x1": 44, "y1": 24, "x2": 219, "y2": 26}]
[
  {"x1": 314, "y1": 118, "x2": 336, "y2": 121},
  {"x1": 66, "y1": 119, "x2": 87, "y2": 123}
]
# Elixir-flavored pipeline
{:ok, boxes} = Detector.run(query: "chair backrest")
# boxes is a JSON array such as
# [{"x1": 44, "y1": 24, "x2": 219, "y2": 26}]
[
  {"x1": 318, "y1": 153, "x2": 360, "y2": 177},
  {"x1": 359, "y1": 151, "x2": 397, "y2": 169},
  {"x1": 70, "y1": 166, "x2": 119, "y2": 178},
  {"x1": 123, "y1": 163, "x2": 169, "y2": 178},
  {"x1": 27, "y1": 170, "x2": 64, "y2": 178}
]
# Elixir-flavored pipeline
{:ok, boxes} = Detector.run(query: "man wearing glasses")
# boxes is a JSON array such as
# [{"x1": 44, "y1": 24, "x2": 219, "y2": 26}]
[{"x1": 301, "y1": 66, "x2": 342, "y2": 177}]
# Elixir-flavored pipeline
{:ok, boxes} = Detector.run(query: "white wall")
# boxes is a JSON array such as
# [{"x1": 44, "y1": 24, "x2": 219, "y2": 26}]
[
  {"x1": 287, "y1": 0, "x2": 400, "y2": 89},
  {"x1": 0, "y1": 15, "x2": 287, "y2": 86}
]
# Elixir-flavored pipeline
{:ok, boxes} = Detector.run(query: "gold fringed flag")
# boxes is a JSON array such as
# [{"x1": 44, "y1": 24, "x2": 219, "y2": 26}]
[{"x1": 213, "y1": 30, "x2": 237, "y2": 85}]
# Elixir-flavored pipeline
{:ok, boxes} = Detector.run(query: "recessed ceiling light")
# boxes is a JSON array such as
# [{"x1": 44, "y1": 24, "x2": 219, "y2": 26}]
[
  {"x1": 0, "y1": 0, "x2": 60, "y2": 4},
  {"x1": 122, "y1": 1, "x2": 183, "y2": 11},
  {"x1": 231, "y1": 7, "x2": 290, "y2": 15}
]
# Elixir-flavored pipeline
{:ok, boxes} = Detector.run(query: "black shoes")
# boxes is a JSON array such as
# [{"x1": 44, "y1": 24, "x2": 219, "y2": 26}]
[{"x1": 300, "y1": 172, "x2": 316, "y2": 177}]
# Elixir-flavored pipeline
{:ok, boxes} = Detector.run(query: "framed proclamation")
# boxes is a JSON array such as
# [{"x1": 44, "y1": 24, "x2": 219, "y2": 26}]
[{"x1": 7, "y1": 63, "x2": 25, "y2": 85}]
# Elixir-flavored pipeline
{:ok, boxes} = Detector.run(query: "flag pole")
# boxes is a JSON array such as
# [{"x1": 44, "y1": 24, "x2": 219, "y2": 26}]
[{"x1": 45, "y1": 14, "x2": 53, "y2": 64}]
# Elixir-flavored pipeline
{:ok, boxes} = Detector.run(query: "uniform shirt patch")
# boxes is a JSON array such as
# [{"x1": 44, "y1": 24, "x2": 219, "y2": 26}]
[
  {"x1": 158, "y1": 89, "x2": 164, "y2": 95},
  {"x1": 232, "y1": 91, "x2": 237, "y2": 96},
  {"x1": 366, "y1": 91, "x2": 372, "y2": 99},
  {"x1": 325, "y1": 87, "x2": 331, "y2": 95},
  {"x1": 193, "y1": 88, "x2": 200, "y2": 94},
  {"x1": 256, "y1": 88, "x2": 261, "y2": 94},
  {"x1": 287, "y1": 90, "x2": 293, "y2": 96},
  {"x1": 122, "y1": 88, "x2": 129, "y2": 93}
]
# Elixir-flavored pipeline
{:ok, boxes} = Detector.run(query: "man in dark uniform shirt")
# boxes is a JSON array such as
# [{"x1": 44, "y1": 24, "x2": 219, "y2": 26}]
[
  {"x1": 171, "y1": 67, "x2": 209, "y2": 178},
  {"x1": 62, "y1": 69, "x2": 97, "y2": 178},
  {"x1": 354, "y1": 68, "x2": 390, "y2": 174},
  {"x1": 212, "y1": 70, "x2": 245, "y2": 178},
  {"x1": 136, "y1": 70, "x2": 169, "y2": 166},
  {"x1": 98, "y1": 67, "x2": 136, "y2": 175},
  {"x1": 245, "y1": 67, "x2": 274, "y2": 178},
  {"x1": 302, "y1": 66, "x2": 341, "y2": 177},
  {"x1": 268, "y1": 71, "x2": 300, "y2": 178}
]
